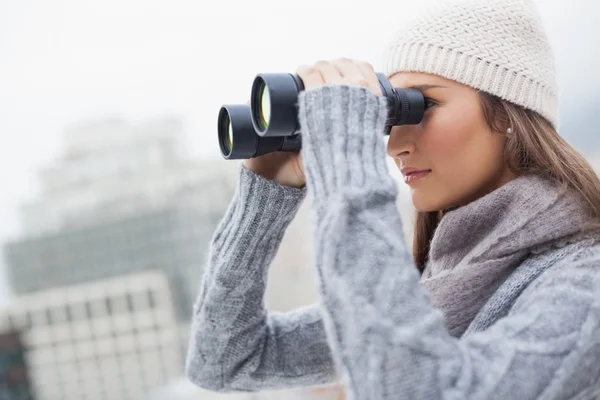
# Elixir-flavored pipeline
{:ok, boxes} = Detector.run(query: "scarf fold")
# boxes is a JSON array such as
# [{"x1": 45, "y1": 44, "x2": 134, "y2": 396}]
[{"x1": 421, "y1": 174, "x2": 598, "y2": 337}]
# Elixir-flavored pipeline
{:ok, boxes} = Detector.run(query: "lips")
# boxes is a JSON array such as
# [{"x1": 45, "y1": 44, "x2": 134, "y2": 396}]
[
  {"x1": 403, "y1": 170, "x2": 431, "y2": 185},
  {"x1": 405, "y1": 170, "x2": 431, "y2": 176}
]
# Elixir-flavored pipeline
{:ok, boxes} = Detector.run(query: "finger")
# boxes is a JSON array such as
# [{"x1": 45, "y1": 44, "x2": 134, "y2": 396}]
[
  {"x1": 313, "y1": 60, "x2": 344, "y2": 85},
  {"x1": 296, "y1": 64, "x2": 325, "y2": 90},
  {"x1": 332, "y1": 58, "x2": 367, "y2": 86},
  {"x1": 356, "y1": 61, "x2": 382, "y2": 96}
]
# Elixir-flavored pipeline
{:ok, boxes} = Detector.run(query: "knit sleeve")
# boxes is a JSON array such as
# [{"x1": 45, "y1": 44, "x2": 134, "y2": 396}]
[
  {"x1": 297, "y1": 84, "x2": 600, "y2": 399},
  {"x1": 184, "y1": 163, "x2": 339, "y2": 392}
]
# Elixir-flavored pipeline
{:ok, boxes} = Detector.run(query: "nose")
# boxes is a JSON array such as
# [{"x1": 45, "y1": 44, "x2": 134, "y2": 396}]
[{"x1": 386, "y1": 126, "x2": 417, "y2": 159}]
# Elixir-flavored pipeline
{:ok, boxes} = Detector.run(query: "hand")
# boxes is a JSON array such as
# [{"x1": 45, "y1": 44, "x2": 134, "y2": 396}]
[
  {"x1": 296, "y1": 58, "x2": 382, "y2": 96},
  {"x1": 243, "y1": 58, "x2": 381, "y2": 189},
  {"x1": 243, "y1": 151, "x2": 305, "y2": 189},
  {"x1": 242, "y1": 94, "x2": 306, "y2": 188}
]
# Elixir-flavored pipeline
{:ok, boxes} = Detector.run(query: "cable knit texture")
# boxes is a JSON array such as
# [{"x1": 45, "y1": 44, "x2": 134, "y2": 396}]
[
  {"x1": 185, "y1": 84, "x2": 600, "y2": 399},
  {"x1": 383, "y1": 0, "x2": 559, "y2": 129}
]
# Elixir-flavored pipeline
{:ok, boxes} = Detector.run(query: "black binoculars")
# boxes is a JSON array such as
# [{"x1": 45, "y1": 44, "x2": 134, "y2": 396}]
[{"x1": 218, "y1": 72, "x2": 426, "y2": 159}]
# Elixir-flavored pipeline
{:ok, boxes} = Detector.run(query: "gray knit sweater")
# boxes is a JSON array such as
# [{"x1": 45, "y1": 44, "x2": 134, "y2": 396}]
[{"x1": 185, "y1": 85, "x2": 600, "y2": 399}]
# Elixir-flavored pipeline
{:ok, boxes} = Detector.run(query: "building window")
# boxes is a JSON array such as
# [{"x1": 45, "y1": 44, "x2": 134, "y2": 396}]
[
  {"x1": 65, "y1": 306, "x2": 72, "y2": 323},
  {"x1": 126, "y1": 295, "x2": 134, "y2": 313},
  {"x1": 147, "y1": 290, "x2": 155, "y2": 309},
  {"x1": 32, "y1": 309, "x2": 46, "y2": 326},
  {"x1": 85, "y1": 302, "x2": 92, "y2": 320},
  {"x1": 133, "y1": 292, "x2": 149, "y2": 310},
  {"x1": 105, "y1": 298, "x2": 112, "y2": 315},
  {"x1": 25, "y1": 313, "x2": 33, "y2": 330},
  {"x1": 46, "y1": 309, "x2": 53, "y2": 326},
  {"x1": 70, "y1": 303, "x2": 86, "y2": 321},
  {"x1": 91, "y1": 299, "x2": 107, "y2": 318},
  {"x1": 51, "y1": 306, "x2": 67, "y2": 324}
]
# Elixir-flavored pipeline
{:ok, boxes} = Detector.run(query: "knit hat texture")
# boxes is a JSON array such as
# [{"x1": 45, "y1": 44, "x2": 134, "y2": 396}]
[{"x1": 383, "y1": 0, "x2": 559, "y2": 129}]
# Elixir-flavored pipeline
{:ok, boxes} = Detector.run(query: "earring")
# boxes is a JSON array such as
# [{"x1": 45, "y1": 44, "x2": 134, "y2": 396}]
[{"x1": 507, "y1": 127, "x2": 513, "y2": 134}]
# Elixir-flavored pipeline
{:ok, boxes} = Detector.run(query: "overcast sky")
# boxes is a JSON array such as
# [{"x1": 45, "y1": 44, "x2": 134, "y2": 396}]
[{"x1": 0, "y1": 0, "x2": 598, "y2": 303}]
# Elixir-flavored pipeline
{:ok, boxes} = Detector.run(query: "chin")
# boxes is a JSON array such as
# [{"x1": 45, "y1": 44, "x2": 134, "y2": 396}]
[
  {"x1": 411, "y1": 191, "x2": 453, "y2": 213},
  {"x1": 411, "y1": 193, "x2": 435, "y2": 213},
  {"x1": 413, "y1": 204, "x2": 439, "y2": 213}
]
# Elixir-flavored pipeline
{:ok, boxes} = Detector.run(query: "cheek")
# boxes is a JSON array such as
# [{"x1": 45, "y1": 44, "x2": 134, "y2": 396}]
[
  {"x1": 421, "y1": 106, "x2": 475, "y2": 167},
  {"x1": 413, "y1": 105, "x2": 501, "y2": 210}
]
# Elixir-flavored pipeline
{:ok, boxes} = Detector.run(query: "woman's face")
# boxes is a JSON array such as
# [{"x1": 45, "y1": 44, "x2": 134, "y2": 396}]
[{"x1": 386, "y1": 71, "x2": 516, "y2": 212}]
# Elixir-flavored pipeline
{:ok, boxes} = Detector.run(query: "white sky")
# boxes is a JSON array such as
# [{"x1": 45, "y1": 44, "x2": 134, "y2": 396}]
[{"x1": 0, "y1": 0, "x2": 598, "y2": 302}]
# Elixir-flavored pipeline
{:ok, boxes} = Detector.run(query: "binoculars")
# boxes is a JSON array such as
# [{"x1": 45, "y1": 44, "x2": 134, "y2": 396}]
[{"x1": 218, "y1": 72, "x2": 426, "y2": 160}]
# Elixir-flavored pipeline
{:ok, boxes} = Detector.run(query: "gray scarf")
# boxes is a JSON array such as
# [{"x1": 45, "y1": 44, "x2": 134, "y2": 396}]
[{"x1": 421, "y1": 173, "x2": 598, "y2": 337}]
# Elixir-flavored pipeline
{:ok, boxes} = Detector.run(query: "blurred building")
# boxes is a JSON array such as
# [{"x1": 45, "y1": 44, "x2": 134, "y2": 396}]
[
  {"x1": 0, "y1": 270, "x2": 180, "y2": 400},
  {"x1": 3, "y1": 116, "x2": 237, "y2": 321},
  {"x1": 0, "y1": 330, "x2": 33, "y2": 400}
]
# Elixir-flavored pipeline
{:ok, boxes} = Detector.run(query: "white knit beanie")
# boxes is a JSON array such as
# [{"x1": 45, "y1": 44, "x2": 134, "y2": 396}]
[{"x1": 383, "y1": 0, "x2": 560, "y2": 130}]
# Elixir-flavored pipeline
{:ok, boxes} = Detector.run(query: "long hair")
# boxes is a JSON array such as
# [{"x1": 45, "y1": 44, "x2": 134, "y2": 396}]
[{"x1": 412, "y1": 91, "x2": 600, "y2": 271}]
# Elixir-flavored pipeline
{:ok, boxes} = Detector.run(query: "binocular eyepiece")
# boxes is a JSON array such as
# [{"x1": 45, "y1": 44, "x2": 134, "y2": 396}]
[{"x1": 218, "y1": 72, "x2": 425, "y2": 160}]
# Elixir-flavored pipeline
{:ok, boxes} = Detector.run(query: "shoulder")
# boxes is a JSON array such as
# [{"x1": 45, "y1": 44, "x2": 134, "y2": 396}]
[
  {"x1": 527, "y1": 234, "x2": 600, "y2": 291},
  {"x1": 506, "y1": 238, "x2": 600, "y2": 397},
  {"x1": 511, "y1": 234, "x2": 600, "y2": 320}
]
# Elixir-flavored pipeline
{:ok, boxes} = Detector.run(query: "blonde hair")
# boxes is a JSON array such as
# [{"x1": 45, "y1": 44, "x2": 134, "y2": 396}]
[{"x1": 412, "y1": 91, "x2": 600, "y2": 271}]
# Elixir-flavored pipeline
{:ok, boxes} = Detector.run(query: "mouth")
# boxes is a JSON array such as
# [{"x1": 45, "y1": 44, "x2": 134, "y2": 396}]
[
  {"x1": 404, "y1": 170, "x2": 432, "y2": 176},
  {"x1": 403, "y1": 170, "x2": 432, "y2": 184}
]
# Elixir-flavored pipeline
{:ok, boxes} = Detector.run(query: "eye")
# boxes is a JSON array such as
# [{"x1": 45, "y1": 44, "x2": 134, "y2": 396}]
[{"x1": 424, "y1": 98, "x2": 437, "y2": 110}]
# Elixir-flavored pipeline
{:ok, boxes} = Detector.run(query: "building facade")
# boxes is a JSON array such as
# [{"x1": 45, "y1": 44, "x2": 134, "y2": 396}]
[
  {"x1": 0, "y1": 271, "x2": 181, "y2": 400},
  {"x1": 3, "y1": 116, "x2": 237, "y2": 320}
]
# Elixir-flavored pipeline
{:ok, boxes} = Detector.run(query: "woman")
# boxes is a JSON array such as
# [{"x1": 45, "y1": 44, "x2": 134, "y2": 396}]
[{"x1": 185, "y1": 0, "x2": 600, "y2": 398}]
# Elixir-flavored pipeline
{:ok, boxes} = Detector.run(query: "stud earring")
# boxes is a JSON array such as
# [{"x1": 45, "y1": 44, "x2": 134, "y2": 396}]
[{"x1": 507, "y1": 127, "x2": 513, "y2": 134}]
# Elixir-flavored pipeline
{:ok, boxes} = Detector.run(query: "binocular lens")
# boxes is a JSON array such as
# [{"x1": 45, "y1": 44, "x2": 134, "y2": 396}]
[
  {"x1": 219, "y1": 111, "x2": 233, "y2": 157},
  {"x1": 218, "y1": 104, "x2": 302, "y2": 159},
  {"x1": 228, "y1": 120, "x2": 234, "y2": 152},
  {"x1": 251, "y1": 73, "x2": 303, "y2": 137},
  {"x1": 257, "y1": 82, "x2": 271, "y2": 130}
]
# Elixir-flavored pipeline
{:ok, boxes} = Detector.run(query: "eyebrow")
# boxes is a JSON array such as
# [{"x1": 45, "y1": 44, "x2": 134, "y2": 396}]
[{"x1": 408, "y1": 84, "x2": 448, "y2": 91}]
